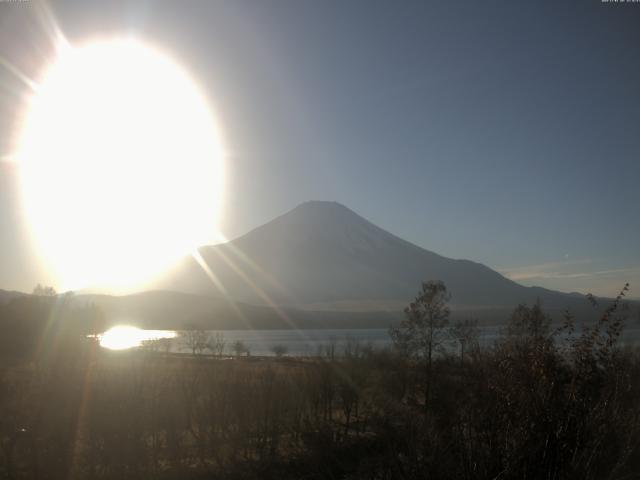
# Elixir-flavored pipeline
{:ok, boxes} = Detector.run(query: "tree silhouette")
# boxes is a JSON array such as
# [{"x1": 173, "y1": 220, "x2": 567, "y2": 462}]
[
  {"x1": 32, "y1": 284, "x2": 57, "y2": 297},
  {"x1": 271, "y1": 344, "x2": 288, "y2": 358},
  {"x1": 389, "y1": 280, "x2": 450, "y2": 407},
  {"x1": 232, "y1": 340, "x2": 249, "y2": 357},
  {"x1": 179, "y1": 326, "x2": 210, "y2": 356},
  {"x1": 449, "y1": 318, "x2": 479, "y2": 362}
]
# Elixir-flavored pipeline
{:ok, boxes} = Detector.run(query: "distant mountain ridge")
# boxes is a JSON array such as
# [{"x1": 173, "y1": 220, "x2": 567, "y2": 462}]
[
  {"x1": 2, "y1": 202, "x2": 633, "y2": 328},
  {"x1": 70, "y1": 289, "x2": 398, "y2": 330},
  {"x1": 0, "y1": 289, "x2": 27, "y2": 305},
  {"x1": 153, "y1": 201, "x2": 596, "y2": 314}
]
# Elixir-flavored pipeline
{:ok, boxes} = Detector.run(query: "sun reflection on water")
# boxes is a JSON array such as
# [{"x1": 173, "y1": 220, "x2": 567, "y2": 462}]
[{"x1": 99, "y1": 326, "x2": 176, "y2": 350}]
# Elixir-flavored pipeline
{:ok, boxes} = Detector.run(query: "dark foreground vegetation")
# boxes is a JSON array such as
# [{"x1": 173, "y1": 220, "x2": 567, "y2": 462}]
[{"x1": 1, "y1": 283, "x2": 640, "y2": 480}]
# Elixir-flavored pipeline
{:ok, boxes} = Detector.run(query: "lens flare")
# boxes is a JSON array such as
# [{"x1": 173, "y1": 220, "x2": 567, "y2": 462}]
[{"x1": 17, "y1": 39, "x2": 224, "y2": 292}]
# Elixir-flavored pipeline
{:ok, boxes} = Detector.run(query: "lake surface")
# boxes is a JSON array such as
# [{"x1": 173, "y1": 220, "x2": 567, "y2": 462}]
[
  {"x1": 99, "y1": 327, "x2": 398, "y2": 355},
  {"x1": 98, "y1": 324, "x2": 640, "y2": 356}
]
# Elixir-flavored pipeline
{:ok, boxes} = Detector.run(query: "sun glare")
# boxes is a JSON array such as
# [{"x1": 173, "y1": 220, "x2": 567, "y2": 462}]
[
  {"x1": 17, "y1": 39, "x2": 224, "y2": 291},
  {"x1": 99, "y1": 325, "x2": 176, "y2": 350}
]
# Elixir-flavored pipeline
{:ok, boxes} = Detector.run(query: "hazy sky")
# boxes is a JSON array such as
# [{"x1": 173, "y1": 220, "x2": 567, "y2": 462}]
[{"x1": 1, "y1": 0, "x2": 639, "y2": 298}]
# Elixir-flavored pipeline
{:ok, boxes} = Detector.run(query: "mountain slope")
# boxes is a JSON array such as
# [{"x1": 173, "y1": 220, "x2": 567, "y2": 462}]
[{"x1": 153, "y1": 201, "x2": 589, "y2": 312}]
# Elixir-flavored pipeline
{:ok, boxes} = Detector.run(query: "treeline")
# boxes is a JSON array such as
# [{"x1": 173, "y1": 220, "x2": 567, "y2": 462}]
[
  {"x1": 0, "y1": 291, "x2": 104, "y2": 363},
  {"x1": 1, "y1": 283, "x2": 640, "y2": 479}
]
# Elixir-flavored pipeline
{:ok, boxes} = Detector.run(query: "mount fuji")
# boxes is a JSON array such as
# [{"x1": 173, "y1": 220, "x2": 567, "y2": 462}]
[{"x1": 152, "y1": 201, "x2": 592, "y2": 318}]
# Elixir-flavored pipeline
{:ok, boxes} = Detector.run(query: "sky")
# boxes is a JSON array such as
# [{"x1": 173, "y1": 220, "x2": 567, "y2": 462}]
[{"x1": 0, "y1": 0, "x2": 639, "y2": 298}]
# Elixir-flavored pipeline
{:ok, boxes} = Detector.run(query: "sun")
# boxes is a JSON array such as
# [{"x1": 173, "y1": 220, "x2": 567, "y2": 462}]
[{"x1": 17, "y1": 39, "x2": 224, "y2": 292}]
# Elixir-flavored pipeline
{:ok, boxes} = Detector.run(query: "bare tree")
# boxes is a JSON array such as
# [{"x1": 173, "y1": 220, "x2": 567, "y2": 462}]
[
  {"x1": 232, "y1": 340, "x2": 248, "y2": 358},
  {"x1": 389, "y1": 280, "x2": 450, "y2": 408},
  {"x1": 449, "y1": 318, "x2": 480, "y2": 362},
  {"x1": 209, "y1": 332, "x2": 226, "y2": 357},
  {"x1": 179, "y1": 326, "x2": 211, "y2": 356},
  {"x1": 32, "y1": 284, "x2": 57, "y2": 296},
  {"x1": 142, "y1": 337, "x2": 172, "y2": 354}
]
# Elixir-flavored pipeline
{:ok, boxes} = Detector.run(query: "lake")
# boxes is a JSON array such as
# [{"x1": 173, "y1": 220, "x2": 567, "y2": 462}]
[
  {"x1": 98, "y1": 324, "x2": 640, "y2": 356},
  {"x1": 99, "y1": 327, "x2": 398, "y2": 355}
]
